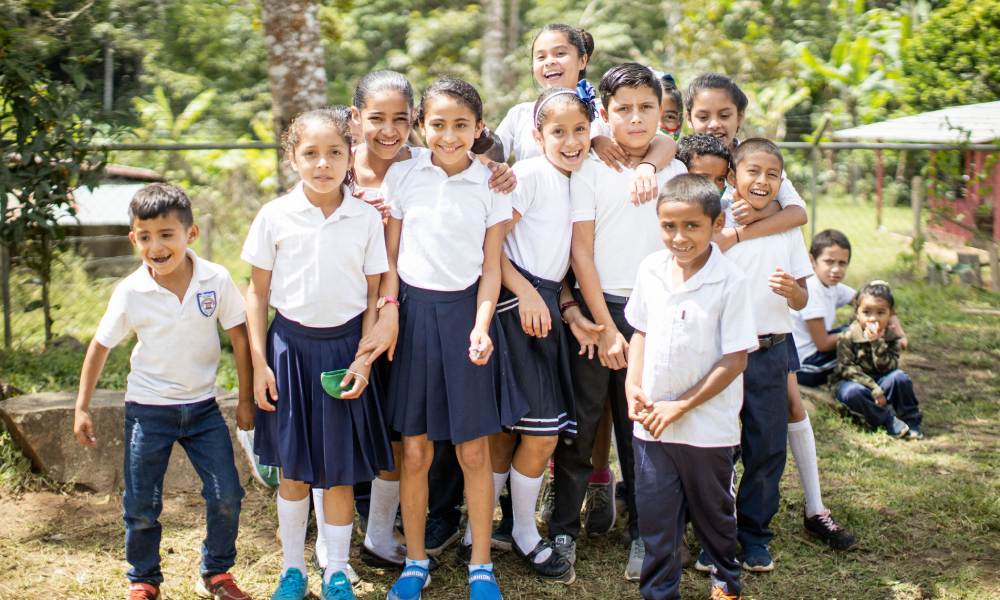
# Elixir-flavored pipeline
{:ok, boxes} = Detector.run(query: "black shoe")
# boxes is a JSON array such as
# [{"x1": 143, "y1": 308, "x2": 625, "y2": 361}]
[
  {"x1": 513, "y1": 539, "x2": 576, "y2": 584},
  {"x1": 804, "y1": 511, "x2": 857, "y2": 551},
  {"x1": 361, "y1": 542, "x2": 406, "y2": 568},
  {"x1": 425, "y1": 519, "x2": 461, "y2": 557},
  {"x1": 456, "y1": 540, "x2": 472, "y2": 563}
]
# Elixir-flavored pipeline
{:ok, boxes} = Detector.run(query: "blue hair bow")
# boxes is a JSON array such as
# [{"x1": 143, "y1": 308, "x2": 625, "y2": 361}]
[
  {"x1": 660, "y1": 72, "x2": 676, "y2": 87},
  {"x1": 576, "y1": 79, "x2": 599, "y2": 122}
]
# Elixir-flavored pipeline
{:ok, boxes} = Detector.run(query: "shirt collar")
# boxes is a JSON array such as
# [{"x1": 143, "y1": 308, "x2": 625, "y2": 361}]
[
  {"x1": 413, "y1": 150, "x2": 490, "y2": 184},
  {"x1": 289, "y1": 182, "x2": 366, "y2": 221},
  {"x1": 133, "y1": 248, "x2": 209, "y2": 293},
  {"x1": 666, "y1": 243, "x2": 727, "y2": 293}
]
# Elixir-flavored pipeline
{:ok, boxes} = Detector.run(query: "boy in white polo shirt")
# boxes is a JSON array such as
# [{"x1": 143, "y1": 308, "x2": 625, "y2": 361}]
[
  {"x1": 73, "y1": 183, "x2": 254, "y2": 600},
  {"x1": 625, "y1": 174, "x2": 758, "y2": 600}
]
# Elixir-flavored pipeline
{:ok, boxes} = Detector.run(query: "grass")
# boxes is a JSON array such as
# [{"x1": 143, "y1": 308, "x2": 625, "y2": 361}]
[{"x1": 0, "y1": 195, "x2": 998, "y2": 598}]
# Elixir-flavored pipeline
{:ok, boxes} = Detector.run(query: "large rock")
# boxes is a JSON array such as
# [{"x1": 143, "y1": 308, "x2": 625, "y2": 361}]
[{"x1": 0, "y1": 390, "x2": 252, "y2": 493}]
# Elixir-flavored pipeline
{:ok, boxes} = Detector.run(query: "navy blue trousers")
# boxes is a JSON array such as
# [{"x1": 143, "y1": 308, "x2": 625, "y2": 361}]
[
  {"x1": 835, "y1": 369, "x2": 922, "y2": 430},
  {"x1": 736, "y1": 338, "x2": 789, "y2": 550}
]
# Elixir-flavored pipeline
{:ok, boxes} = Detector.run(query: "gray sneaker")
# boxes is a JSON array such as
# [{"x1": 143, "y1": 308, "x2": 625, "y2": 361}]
[
  {"x1": 552, "y1": 534, "x2": 577, "y2": 566},
  {"x1": 625, "y1": 538, "x2": 644, "y2": 581},
  {"x1": 886, "y1": 416, "x2": 910, "y2": 438},
  {"x1": 583, "y1": 472, "x2": 616, "y2": 535}
]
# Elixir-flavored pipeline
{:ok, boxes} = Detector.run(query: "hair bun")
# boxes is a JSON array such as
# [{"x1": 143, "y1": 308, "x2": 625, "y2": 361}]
[{"x1": 578, "y1": 28, "x2": 595, "y2": 57}]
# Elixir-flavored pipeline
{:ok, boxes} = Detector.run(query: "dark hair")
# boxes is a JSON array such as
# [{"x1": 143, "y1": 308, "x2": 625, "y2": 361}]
[
  {"x1": 129, "y1": 183, "x2": 194, "y2": 228},
  {"x1": 659, "y1": 73, "x2": 683, "y2": 118},
  {"x1": 353, "y1": 70, "x2": 415, "y2": 110},
  {"x1": 656, "y1": 173, "x2": 722, "y2": 221},
  {"x1": 855, "y1": 280, "x2": 894, "y2": 310},
  {"x1": 533, "y1": 87, "x2": 594, "y2": 130},
  {"x1": 532, "y1": 24, "x2": 595, "y2": 80},
  {"x1": 685, "y1": 72, "x2": 749, "y2": 116},
  {"x1": 417, "y1": 77, "x2": 493, "y2": 154},
  {"x1": 810, "y1": 229, "x2": 852, "y2": 261},
  {"x1": 731, "y1": 137, "x2": 784, "y2": 171},
  {"x1": 281, "y1": 106, "x2": 355, "y2": 187},
  {"x1": 598, "y1": 62, "x2": 661, "y2": 110},
  {"x1": 677, "y1": 133, "x2": 731, "y2": 169}
]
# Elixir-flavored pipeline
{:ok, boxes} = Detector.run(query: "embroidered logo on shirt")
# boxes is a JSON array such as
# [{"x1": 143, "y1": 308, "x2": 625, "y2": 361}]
[{"x1": 197, "y1": 290, "x2": 217, "y2": 317}]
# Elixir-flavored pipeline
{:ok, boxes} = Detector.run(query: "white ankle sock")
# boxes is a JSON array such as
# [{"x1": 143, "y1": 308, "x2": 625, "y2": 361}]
[
  {"x1": 323, "y1": 522, "x2": 353, "y2": 583},
  {"x1": 510, "y1": 467, "x2": 550, "y2": 563},
  {"x1": 463, "y1": 470, "x2": 508, "y2": 546},
  {"x1": 788, "y1": 415, "x2": 827, "y2": 517},
  {"x1": 277, "y1": 494, "x2": 310, "y2": 575},
  {"x1": 364, "y1": 478, "x2": 401, "y2": 555}
]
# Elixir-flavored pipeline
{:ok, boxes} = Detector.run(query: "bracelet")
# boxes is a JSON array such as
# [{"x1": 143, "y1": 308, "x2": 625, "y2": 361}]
[
  {"x1": 347, "y1": 370, "x2": 369, "y2": 386},
  {"x1": 734, "y1": 228, "x2": 741, "y2": 243},
  {"x1": 559, "y1": 300, "x2": 579, "y2": 314}
]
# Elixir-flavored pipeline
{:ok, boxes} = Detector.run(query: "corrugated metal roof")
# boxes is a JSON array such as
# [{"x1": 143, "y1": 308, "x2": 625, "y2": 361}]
[
  {"x1": 833, "y1": 101, "x2": 1000, "y2": 143},
  {"x1": 56, "y1": 183, "x2": 145, "y2": 226}
]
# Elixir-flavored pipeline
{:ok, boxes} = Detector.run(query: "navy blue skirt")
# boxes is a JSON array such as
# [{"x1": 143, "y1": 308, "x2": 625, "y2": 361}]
[
  {"x1": 387, "y1": 281, "x2": 522, "y2": 444},
  {"x1": 254, "y1": 312, "x2": 395, "y2": 488},
  {"x1": 494, "y1": 265, "x2": 576, "y2": 436}
]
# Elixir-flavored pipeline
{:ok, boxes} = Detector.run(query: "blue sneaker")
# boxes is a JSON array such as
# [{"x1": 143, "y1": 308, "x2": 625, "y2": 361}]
[
  {"x1": 322, "y1": 571, "x2": 356, "y2": 599},
  {"x1": 468, "y1": 568, "x2": 502, "y2": 600},
  {"x1": 741, "y1": 545, "x2": 775, "y2": 572},
  {"x1": 271, "y1": 568, "x2": 308, "y2": 600},
  {"x1": 387, "y1": 563, "x2": 431, "y2": 600}
]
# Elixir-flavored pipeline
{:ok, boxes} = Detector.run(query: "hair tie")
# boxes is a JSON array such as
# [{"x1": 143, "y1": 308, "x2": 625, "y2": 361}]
[
  {"x1": 869, "y1": 279, "x2": 890, "y2": 287},
  {"x1": 478, "y1": 125, "x2": 492, "y2": 140},
  {"x1": 575, "y1": 79, "x2": 599, "y2": 122},
  {"x1": 660, "y1": 72, "x2": 676, "y2": 87}
]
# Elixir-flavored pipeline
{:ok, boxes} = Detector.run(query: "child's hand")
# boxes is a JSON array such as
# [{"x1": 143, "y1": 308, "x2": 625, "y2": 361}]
[
  {"x1": 862, "y1": 320, "x2": 885, "y2": 341},
  {"x1": 564, "y1": 306, "x2": 605, "y2": 359},
  {"x1": 469, "y1": 329, "x2": 494, "y2": 365},
  {"x1": 235, "y1": 399, "x2": 255, "y2": 431},
  {"x1": 730, "y1": 198, "x2": 756, "y2": 226},
  {"x1": 598, "y1": 326, "x2": 629, "y2": 370},
  {"x1": 714, "y1": 227, "x2": 739, "y2": 252},
  {"x1": 73, "y1": 408, "x2": 97, "y2": 448},
  {"x1": 477, "y1": 155, "x2": 517, "y2": 194},
  {"x1": 591, "y1": 136, "x2": 628, "y2": 172},
  {"x1": 357, "y1": 189, "x2": 392, "y2": 220},
  {"x1": 630, "y1": 162, "x2": 658, "y2": 206},
  {"x1": 253, "y1": 366, "x2": 278, "y2": 412},
  {"x1": 518, "y1": 287, "x2": 551, "y2": 338},
  {"x1": 768, "y1": 268, "x2": 803, "y2": 306},
  {"x1": 340, "y1": 358, "x2": 372, "y2": 400},
  {"x1": 872, "y1": 388, "x2": 887, "y2": 407},
  {"x1": 640, "y1": 401, "x2": 687, "y2": 438},
  {"x1": 626, "y1": 382, "x2": 653, "y2": 422},
  {"x1": 357, "y1": 310, "x2": 399, "y2": 364}
]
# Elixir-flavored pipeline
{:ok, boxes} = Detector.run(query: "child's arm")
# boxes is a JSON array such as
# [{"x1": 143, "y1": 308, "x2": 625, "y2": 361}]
[
  {"x1": 469, "y1": 222, "x2": 506, "y2": 365},
  {"x1": 559, "y1": 281, "x2": 605, "y2": 359},
  {"x1": 571, "y1": 221, "x2": 628, "y2": 369},
  {"x1": 871, "y1": 336, "x2": 900, "y2": 374},
  {"x1": 225, "y1": 323, "x2": 254, "y2": 430},
  {"x1": 769, "y1": 269, "x2": 809, "y2": 311},
  {"x1": 501, "y1": 253, "x2": 550, "y2": 338},
  {"x1": 624, "y1": 330, "x2": 652, "y2": 422},
  {"x1": 476, "y1": 154, "x2": 517, "y2": 194},
  {"x1": 591, "y1": 134, "x2": 678, "y2": 204},
  {"x1": 805, "y1": 318, "x2": 839, "y2": 353},
  {"x1": 358, "y1": 217, "x2": 402, "y2": 365},
  {"x1": 246, "y1": 266, "x2": 277, "y2": 411},
  {"x1": 889, "y1": 315, "x2": 908, "y2": 350},
  {"x1": 73, "y1": 339, "x2": 111, "y2": 448},
  {"x1": 341, "y1": 274, "x2": 380, "y2": 399}
]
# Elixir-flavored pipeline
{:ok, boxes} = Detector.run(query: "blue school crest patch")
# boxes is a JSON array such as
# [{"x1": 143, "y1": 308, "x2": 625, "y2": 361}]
[{"x1": 197, "y1": 291, "x2": 218, "y2": 317}]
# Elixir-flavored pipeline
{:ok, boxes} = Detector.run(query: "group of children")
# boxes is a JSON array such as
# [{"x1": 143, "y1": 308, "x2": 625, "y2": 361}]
[{"x1": 70, "y1": 21, "x2": 926, "y2": 600}]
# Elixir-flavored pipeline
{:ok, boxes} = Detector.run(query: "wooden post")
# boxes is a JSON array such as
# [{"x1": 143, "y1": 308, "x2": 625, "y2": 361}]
[
  {"x1": 911, "y1": 175, "x2": 924, "y2": 239},
  {"x1": 875, "y1": 149, "x2": 884, "y2": 229},
  {"x1": 991, "y1": 154, "x2": 1000, "y2": 292},
  {"x1": 1, "y1": 244, "x2": 11, "y2": 350},
  {"x1": 202, "y1": 214, "x2": 214, "y2": 262}
]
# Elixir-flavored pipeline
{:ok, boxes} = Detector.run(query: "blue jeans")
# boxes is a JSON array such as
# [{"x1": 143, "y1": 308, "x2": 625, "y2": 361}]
[
  {"x1": 835, "y1": 370, "x2": 923, "y2": 430},
  {"x1": 123, "y1": 399, "x2": 244, "y2": 585}
]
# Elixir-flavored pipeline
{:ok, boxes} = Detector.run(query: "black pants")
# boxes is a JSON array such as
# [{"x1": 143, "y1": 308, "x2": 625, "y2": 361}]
[
  {"x1": 551, "y1": 295, "x2": 638, "y2": 540},
  {"x1": 634, "y1": 439, "x2": 740, "y2": 599},
  {"x1": 427, "y1": 440, "x2": 464, "y2": 531}
]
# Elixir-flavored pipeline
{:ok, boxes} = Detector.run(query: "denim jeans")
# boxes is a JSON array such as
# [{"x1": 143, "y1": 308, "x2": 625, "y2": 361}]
[
  {"x1": 835, "y1": 369, "x2": 922, "y2": 430},
  {"x1": 123, "y1": 399, "x2": 244, "y2": 584}
]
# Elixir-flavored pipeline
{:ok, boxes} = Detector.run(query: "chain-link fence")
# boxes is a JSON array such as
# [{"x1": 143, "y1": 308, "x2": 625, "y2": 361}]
[{"x1": 2, "y1": 141, "x2": 996, "y2": 353}]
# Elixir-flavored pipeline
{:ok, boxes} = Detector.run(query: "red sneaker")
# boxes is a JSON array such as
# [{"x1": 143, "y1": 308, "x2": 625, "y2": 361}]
[
  {"x1": 126, "y1": 582, "x2": 160, "y2": 600},
  {"x1": 196, "y1": 572, "x2": 253, "y2": 600},
  {"x1": 709, "y1": 585, "x2": 742, "y2": 600}
]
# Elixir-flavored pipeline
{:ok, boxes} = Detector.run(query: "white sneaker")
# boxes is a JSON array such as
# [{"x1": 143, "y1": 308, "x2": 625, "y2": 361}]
[
  {"x1": 236, "y1": 428, "x2": 278, "y2": 488},
  {"x1": 624, "y1": 538, "x2": 644, "y2": 581}
]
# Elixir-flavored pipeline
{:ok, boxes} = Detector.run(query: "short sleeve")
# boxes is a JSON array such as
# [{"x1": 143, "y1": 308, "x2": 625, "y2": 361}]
[
  {"x1": 94, "y1": 283, "x2": 131, "y2": 348},
  {"x1": 787, "y1": 229, "x2": 814, "y2": 280},
  {"x1": 590, "y1": 117, "x2": 611, "y2": 139},
  {"x1": 363, "y1": 212, "x2": 389, "y2": 275},
  {"x1": 216, "y1": 272, "x2": 247, "y2": 331},
  {"x1": 495, "y1": 106, "x2": 520, "y2": 162},
  {"x1": 384, "y1": 164, "x2": 404, "y2": 221},
  {"x1": 776, "y1": 175, "x2": 806, "y2": 209},
  {"x1": 240, "y1": 207, "x2": 276, "y2": 270},
  {"x1": 486, "y1": 191, "x2": 513, "y2": 228},
  {"x1": 836, "y1": 283, "x2": 856, "y2": 307},
  {"x1": 798, "y1": 278, "x2": 827, "y2": 321},
  {"x1": 509, "y1": 163, "x2": 535, "y2": 217},
  {"x1": 720, "y1": 273, "x2": 760, "y2": 354},
  {"x1": 570, "y1": 161, "x2": 598, "y2": 222},
  {"x1": 624, "y1": 266, "x2": 648, "y2": 332}
]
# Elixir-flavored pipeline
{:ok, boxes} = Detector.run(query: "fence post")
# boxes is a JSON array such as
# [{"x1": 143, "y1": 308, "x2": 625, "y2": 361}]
[
  {"x1": 911, "y1": 175, "x2": 924, "y2": 239},
  {"x1": 809, "y1": 116, "x2": 832, "y2": 241},
  {"x1": 875, "y1": 149, "x2": 884, "y2": 229},
  {"x1": 1, "y1": 244, "x2": 10, "y2": 350},
  {"x1": 202, "y1": 213, "x2": 214, "y2": 262}
]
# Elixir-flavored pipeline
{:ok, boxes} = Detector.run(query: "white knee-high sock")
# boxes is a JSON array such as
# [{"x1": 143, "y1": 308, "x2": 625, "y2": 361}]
[
  {"x1": 510, "y1": 467, "x2": 550, "y2": 563},
  {"x1": 323, "y1": 523, "x2": 353, "y2": 583},
  {"x1": 364, "y1": 478, "x2": 401, "y2": 554},
  {"x1": 277, "y1": 494, "x2": 310, "y2": 575},
  {"x1": 312, "y1": 488, "x2": 327, "y2": 567},
  {"x1": 464, "y1": 470, "x2": 508, "y2": 546},
  {"x1": 788, "y1": 415, "x2": 827, "y2": 517}
]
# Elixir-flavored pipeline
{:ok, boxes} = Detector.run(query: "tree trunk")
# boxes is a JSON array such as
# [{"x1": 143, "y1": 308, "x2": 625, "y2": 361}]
[
  {"x1": 480, "y1": 0, "x2": 505, "y2": 120},
  {"x1": 1, "y1": 244, "x2": 11, "y2": 350},
  {"x1": 503, "y1": 0, "x2": 520, "y2": 91},
  {"x1": 40, "y1": 232, "x2": 52, "y2": 348},
  {"x1": 260, "y1": 0, "x2": 329, "y2": 191}
]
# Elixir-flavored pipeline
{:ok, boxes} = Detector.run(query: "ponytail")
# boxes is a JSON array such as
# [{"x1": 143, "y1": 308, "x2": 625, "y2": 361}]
[{"x1": 471, "y1": 126, "x2": 495, "y2": 155}]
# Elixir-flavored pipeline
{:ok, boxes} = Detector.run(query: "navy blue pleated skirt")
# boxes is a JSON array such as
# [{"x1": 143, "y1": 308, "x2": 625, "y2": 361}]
[
  {"x1": 494, "y1": 265, "x2": 577, "y2": 436},
  {"x1": 254, "y1": 312, "x2": 395, "y2": 488},
  {"x1": 387, "y1": 280, "x2": 523, "y2": 444}
]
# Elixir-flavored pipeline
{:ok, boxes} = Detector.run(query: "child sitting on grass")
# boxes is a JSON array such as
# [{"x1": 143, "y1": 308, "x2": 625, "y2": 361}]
[{"x1": 834, "y1": 281, "x2": 924, "y2": 440}]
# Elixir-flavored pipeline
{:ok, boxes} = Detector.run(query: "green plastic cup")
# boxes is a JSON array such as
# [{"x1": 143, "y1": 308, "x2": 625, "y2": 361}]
[{"x1": 320, "y1": 368, "x2": 349, "y2": 399}]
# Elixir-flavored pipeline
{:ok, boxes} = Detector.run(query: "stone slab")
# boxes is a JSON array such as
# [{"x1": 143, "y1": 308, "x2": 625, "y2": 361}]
[{"x1": 0, "y1": 390, "x2": 252, "y2": 493}]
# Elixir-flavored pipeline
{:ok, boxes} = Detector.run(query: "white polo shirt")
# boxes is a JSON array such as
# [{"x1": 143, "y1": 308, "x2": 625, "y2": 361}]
[
  {"x1": 624, "y1": 246, "x2": 759, "y2": 447},
  {"x1": 241, "y1": 183, "x2": 388, "y2": 327},
  {"x1": 790, "y1": 276, "x2": 855, "y2": 361},
  {"x1": 570, "y1": 155, "x2": 687, "y2": 296},
  {"x1": 504, "y1": 157, "x2": 573, "y2": 282},
  {"x1": 722, "y1": 210, "x2": 812, "y2": 335},
  {"x1": 495, "y1": 101, "x2": 611, "y2": 162},
  {"x1": 385, "y1": 152, "x2": 512, "y2": 291},
  {"x1": 95, "y1": 250, "x2": 246, "y2": 406}
]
